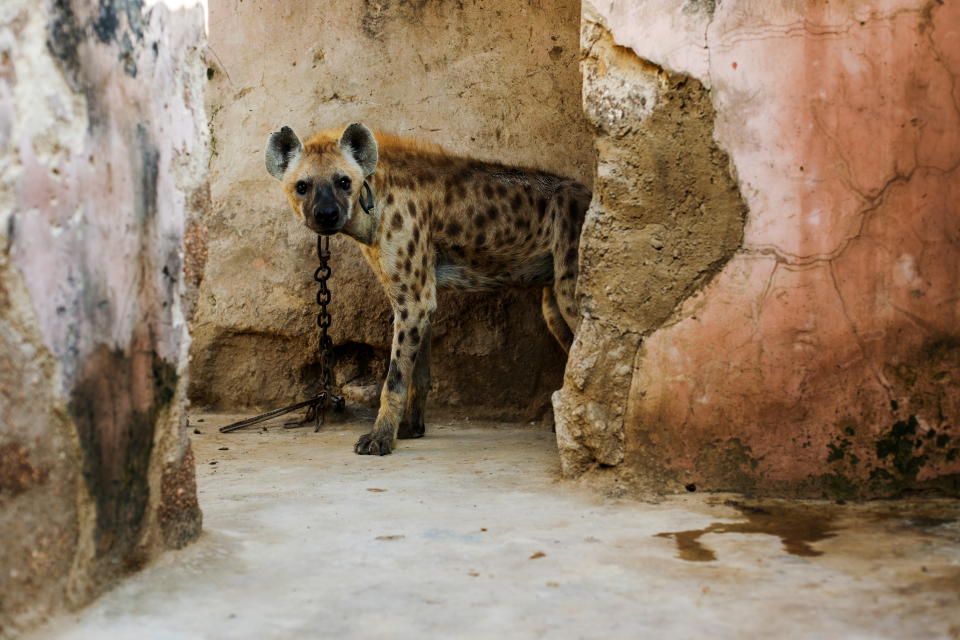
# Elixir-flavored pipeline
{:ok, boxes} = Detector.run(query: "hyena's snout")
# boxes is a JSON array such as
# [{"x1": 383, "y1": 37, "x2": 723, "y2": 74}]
[{"x1": 310, "y1": 183, "x2": 346, "y2": 234}]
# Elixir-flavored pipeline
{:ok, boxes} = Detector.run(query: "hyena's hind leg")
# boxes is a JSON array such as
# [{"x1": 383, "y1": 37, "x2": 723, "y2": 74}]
[
  {"x1": 542, "y1": 287, "x2": 573, "y2": 352},
  {"x1": 397, "y1": 325, "x2": 431, "y2": 439},
  {"x1": 549, "y1": 182, "x2": 590, "y2": 334}
]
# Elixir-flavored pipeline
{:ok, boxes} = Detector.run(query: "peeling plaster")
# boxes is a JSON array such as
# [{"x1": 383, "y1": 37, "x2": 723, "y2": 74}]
[{"x1": 555, "y1": 12, "x2": 746, "y2": 478}]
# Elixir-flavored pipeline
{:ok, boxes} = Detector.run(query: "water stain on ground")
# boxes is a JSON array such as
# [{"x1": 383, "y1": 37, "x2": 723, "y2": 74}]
[
  {"x1": 656, "y1": 500, "x2": 838, "y2": 562},
  {"x1": 657, "y1": 499, "x2": 960, "y2": 563}
]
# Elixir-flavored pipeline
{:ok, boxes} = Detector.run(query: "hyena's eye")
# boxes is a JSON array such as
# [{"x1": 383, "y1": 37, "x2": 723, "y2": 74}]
[
  {"x1": 337, "y1": 176, "x2": 352, "y2": 191},
  {"x1": 295, "y1": 180, "x2": 309, "y2": 195}
]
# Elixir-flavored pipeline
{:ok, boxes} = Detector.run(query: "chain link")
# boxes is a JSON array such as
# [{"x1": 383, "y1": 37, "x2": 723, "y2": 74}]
[{"x1": 315, "y1": 235, "x2": 335, "y2": 398}]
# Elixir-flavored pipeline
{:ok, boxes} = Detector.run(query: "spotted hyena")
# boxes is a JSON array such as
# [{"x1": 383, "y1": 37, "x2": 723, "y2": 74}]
[{"x1": 265, "y1": 123, "x2": 590, "y2": 455}]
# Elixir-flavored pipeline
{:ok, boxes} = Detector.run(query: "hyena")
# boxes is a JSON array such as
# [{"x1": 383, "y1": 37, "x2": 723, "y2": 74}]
[{"x1": 265, "y1": 123, "x2": 590, "y2": 455}]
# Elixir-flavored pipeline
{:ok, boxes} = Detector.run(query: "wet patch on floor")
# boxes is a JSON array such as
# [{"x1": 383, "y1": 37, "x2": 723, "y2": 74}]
[
  {"x1": 657, "y1": 498, "x2": 960, "y2": 563},
  {"x1": 867, "y1": 503, "x2": 960, "y2": 533},
  {"x1": 656, "y1": 500, "x2": 838, "y2": 562}
]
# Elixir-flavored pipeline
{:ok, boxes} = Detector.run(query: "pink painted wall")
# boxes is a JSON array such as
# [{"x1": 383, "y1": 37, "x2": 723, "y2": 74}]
[{"x1": 593, "y1": 0, "x2": 960, "y2": 495}]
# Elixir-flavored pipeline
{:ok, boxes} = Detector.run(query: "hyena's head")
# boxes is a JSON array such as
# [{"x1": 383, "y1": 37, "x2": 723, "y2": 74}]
[{"x1": 265, "y1": 123, "x2": 379, "y2": 235}]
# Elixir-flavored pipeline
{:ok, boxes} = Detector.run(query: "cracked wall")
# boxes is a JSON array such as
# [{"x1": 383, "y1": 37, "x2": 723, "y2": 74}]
[
  {"x1": 191, "y1": 0, "x2": 592, "y2": 418},
  {"x1": 0, "y1": 0, "x2": 207, "y2": 634},
  {"x1": 558, "y1": 0, "x2": 960, "y2": 498}
]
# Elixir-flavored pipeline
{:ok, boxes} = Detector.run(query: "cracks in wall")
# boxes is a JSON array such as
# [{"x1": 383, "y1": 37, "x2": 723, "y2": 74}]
[
  {"x1": 922, "y1": 0, "x2": 960, "y2": 143},
  {"x1": 701, "y1": 1, "x2": 715, "y2": 91},
  {"x1": 706, "y1": 3, "x2": 938, "y2": 47},
  {"x1": 740, "y1": 161, "x2": 960, "y2": 270},
  {"x1": 699, "y1": 1, "x2": 959, "y2": 268},
  {"x1": 828, "y1": 261, "x2": 896, "y2": 406},
  {"x1": 713, "y1": 0, "x2": 960, "y2": 271},
  {"x1": 742, "y1": 168, "x2": 908, "y2": 268}
]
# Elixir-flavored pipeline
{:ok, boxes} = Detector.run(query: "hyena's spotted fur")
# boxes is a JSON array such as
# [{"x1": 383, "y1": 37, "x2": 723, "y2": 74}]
[{"x1": 265, "y1": 123, "x2": 590, "y2": 455}]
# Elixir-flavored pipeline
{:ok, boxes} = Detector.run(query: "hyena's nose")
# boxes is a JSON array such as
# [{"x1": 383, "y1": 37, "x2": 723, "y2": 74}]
[
  {"x1": 314, "y1": 206, "x2": 338, "y2": 226},
  {"x1": 313, "y1": 183, "x2": 339, "y2": 228}
]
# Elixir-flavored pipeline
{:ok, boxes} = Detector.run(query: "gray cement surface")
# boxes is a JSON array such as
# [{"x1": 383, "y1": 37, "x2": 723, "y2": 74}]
[{"x1": 30, "y1": 416, "x2": 960, "y2": 639}]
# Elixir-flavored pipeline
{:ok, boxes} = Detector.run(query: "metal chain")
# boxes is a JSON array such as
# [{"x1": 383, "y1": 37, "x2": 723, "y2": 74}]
[
  {"x1": 313, "y1": 234, "x2": 339, "y2": 424},
  {"x1": 219, "y1": 235, "x2": 343, "y2": 434}
]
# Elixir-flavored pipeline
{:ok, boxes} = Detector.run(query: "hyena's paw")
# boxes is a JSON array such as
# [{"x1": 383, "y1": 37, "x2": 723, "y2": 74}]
[
  {"x1": 397, "y1": 420, "x2": 425, "y2": 440},
  {"x1": 354, "y1": 431, "x2": 394, "y2": 456}
]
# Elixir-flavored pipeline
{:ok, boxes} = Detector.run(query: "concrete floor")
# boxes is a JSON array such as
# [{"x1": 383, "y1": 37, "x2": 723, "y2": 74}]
[{"x1": 32, "y1": 416, "x2": 960, "y2": 640}]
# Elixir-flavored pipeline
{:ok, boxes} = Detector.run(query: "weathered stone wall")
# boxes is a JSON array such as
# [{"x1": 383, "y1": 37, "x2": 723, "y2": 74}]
[
  {"x1": 0, "y1": 0, "x2": 207, "y2": 634},
  {"x1": 557, "y1": 0, "x2": 960, "y2": 498},
  {"x1": 191, "y1": 0, "x2": 593, "y2": 417}
]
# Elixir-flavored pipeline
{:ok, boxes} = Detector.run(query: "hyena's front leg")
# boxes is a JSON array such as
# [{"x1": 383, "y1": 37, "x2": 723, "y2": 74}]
[
  {"x1": 355, "y1": 306, "x2": 433, "y2": 455},
  {"x1": 398, "y1": 325, "x2": 431, "y2": 439}
]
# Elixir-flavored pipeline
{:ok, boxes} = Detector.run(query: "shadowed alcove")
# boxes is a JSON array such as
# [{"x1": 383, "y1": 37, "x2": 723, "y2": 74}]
[{"x1": 189, "y1": 0, "x2": 594, "y2": 422}]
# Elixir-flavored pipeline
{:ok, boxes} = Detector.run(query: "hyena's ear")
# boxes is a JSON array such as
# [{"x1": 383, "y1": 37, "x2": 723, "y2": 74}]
[
  {"x1": 265, "y1": 126, "x2": 302, "y2": 180},
  {"x1": 339, "y1": 122, "x2": 378, "y2": 176}
]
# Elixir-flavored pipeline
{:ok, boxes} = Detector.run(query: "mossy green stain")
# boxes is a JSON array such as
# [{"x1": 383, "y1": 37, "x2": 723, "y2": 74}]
[
  {"x1": 825, "y1": 433, "x2": 858, "y2": 466},
  {"x1": 870, "y1": 467, "x2": 894, "y2": 482},
  {"x1": 875, "y1": 415, "x2": 927, "y2": 480},
  {"x1": 826, "y1": 443, "x2": 846, "y2": 463},
  {"x1": 821, "y1": 473, "x2": 859, "y2": 501}
]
